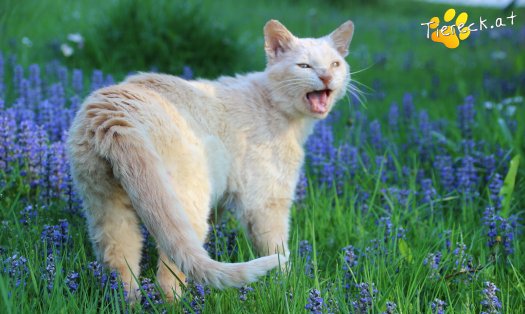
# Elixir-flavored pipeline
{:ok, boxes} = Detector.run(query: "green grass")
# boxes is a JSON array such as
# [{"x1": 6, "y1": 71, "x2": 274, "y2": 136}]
[{"x1": 1, "y1": 0, "x2": 524, "y2": 313}]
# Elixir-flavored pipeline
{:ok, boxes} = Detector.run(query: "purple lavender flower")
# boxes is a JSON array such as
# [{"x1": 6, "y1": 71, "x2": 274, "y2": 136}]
[
  {"x1": 69, "y1": 95, "x2": 82, "y2": 115},
  {"x1": 343, "y1": 245, "x2": 358, "y2": 270},
  {"x1": 334, "y1": 145, "x2": 352, "y2": 194},
  {"x1": 388, "y1": 102, "x2": 399, "y2": 131},
  {"x1": 17, "y1": 120, "x2": 49, "y2": 188},
  {"x1": 434, "y1": 155, "x2": 454, "y2": 191},
  {"x1": 460, "y1": 139, "x2": 476, "y2": 156},
  {"x1": 295, "y1": 169, "x2": 308, "y2": 202},
  {"x1": 352, "y1": 282, "x2": 378, "y2": 314},
  {"x1": 104, "y1": 74, "x2": 115, "y2": 86},
  {"x1": 65, "y1": 271, "x2": 80, "y2": 292},
  {"x1": 57, "y1": 66, "x2": 68, "y2": 88},
  {"x1": 72, "y1": 69, "x2": 83, "y2": 94},
  {"x1": 14, "y1": 65, "x2": 24, "y2": 97},
  {"x1": 342, "y1": 245, "x2": 358, "y2": 290},
  {"x1": 423, "y1": 251, "x2": 442, "y2": 279},
  {"x1": 305, "y1": 289, "x2": 325, "y2": 314},
  {"x1": 299, "y1": 240, "x2": 314, "y2": 277},
  {"x1": 442, "y1": 230, "x2": 452, "y2": 252},
  {"x1": 339, "y1": 144, "x2": 359, "y2": 177},
  {"x1": 40, "y1": 219, "x2": 71, "y2": 255},
  {"x1": 13, "y1": 78, "x2": 29, "y2": 110},
  {"x1": 457, "y1": 155, "x2": 478, "y2": 194},
  {"x1": 0, "y1": 110, "x2": 18, "y2": 172},
  {"x1": 453, "y1": 242, "x2": 474, "y2": 273},
  {"x1": 402, "y1": 93, "x2": 414, "y2": 122},
  {"x1": 87, "y1": 261, "x2": 103, "y2": 279},
  {"x1": 313, "y1": 139, "x2": 338, "y2": 179},
  {"x1": 238, "y1": 285, "x2": 253, "y2": 301},
  {"x1": 47, "y1": 81, "x2": 66, "y2": 108},
  {"x1": 203, "y1": 223, "x2": 237, "y2": 259},
  {"x1": 183, "y1": 280, "x2": 210, "y2": 314},
  {"x1": 377, "y1": 216, "x2": 393, "y2": 242},
  {"x1": 140, "y1": 278, "x2": 164, "y2": 308},
  {"x1": 182, "y1": 66, "x2": 194, "y2": 80},
  {"x1": 2, "y1": 254, "x2": 29, "y2": 287},
  {"x1": 42, "y1": 254, "x2": 56, "y2": 290},
  {"x1": 47, "y1": 142, "x2": 69, "y2": 199},
  {"x1": 396, "y1": 227, "x2": 406, "y2": 239},
  {"x1": 383, "y1": 301, "x2": 397, "y2": 314},
  {"x1": 480, "y1": 281, "x2": 502, "y2": 314},
  {"x1": 91, "y1": 70, "x2": 104, "y2": 91},
  {"x1": 384, "y1": 187, "x2": 411, "y2": 208},
  {"x1": 483, "y1": 207, "x2": 498, "y2": 249},
  {"x1": 458, "y1": 95, "x2": 476, "y2": 139},
  {"x1": 482, "y1": 154, "x2": 496, "y2": 180},
  {"x1": 499, "y1": 217, "x2": 515, "y2": 255},
  {"x1": 375, "y1": 156, "x2": 388, "y2": 183},
  {"x1": 87, "y1": 260, "x2": 121, "y2": 291},
  {"x1": 370, "y1": 119, "x2": 383, "y2": 151},
  {"x1": 488, "y1": 173, "x2": 503, "y2": 209},
  {"x1": 306, "y1": 120, "x2": 336, "y2": 175},
  {"x1": 421, "y1": 178, "x2": 436, "y2": 204},
  {"x1": 19, "y1": 205, "x2": 37, "y2": 225},
  {"x1": 320, "y1": 161, "x2": 336, "y2": 188},
  {"x1": 430, "y1": 298, "x2": 447, "y2": 314},
  {"x1": 417, "y1": 110, "x2": 432, "y2": 159},
  {"x1": 28, "y1": 64, "x2": 42, "y2": 107}
]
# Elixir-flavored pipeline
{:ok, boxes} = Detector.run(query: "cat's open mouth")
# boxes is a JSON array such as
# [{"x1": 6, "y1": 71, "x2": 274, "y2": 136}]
[{"x1": 306, "y1": 89, "x2": 332, "y2": 114}]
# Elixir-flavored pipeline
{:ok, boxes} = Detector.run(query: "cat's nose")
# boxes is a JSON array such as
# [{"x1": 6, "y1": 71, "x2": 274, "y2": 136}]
[{"x1": 318, "y1": 74, "x2": 332, "y2": 87}]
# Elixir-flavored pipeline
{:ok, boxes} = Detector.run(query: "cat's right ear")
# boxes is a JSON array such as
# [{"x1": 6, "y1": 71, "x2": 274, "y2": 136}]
[
  {"x1": 264, "y1": 20, "x2": 296, "y2": 63},
  {"x1": 329, "y1": 20, "x2": 354, "y2": 57}
]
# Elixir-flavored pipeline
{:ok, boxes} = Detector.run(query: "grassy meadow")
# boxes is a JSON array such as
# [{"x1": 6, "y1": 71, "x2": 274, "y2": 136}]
[{"x1": 0, "y1": 0, "x2": 524, "y2": 313}]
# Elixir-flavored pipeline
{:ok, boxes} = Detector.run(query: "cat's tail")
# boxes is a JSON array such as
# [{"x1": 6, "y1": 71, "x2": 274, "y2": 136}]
[{"x1": 96, "y1": 125, "x2": 285, "y2": 289}]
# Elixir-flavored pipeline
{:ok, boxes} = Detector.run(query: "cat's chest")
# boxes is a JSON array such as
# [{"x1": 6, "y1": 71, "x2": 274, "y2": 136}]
[{"x1": 232, "y1": 131, "x2": 304, "y2": 192}]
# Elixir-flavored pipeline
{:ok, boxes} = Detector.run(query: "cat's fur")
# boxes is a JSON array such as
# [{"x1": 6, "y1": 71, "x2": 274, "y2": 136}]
[{"x1": 67, "y1": 19, "x2": 354, "y2": 300}]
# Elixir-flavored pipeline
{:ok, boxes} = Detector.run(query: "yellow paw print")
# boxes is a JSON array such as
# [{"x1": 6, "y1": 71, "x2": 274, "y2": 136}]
[{"x1": 429, "y1": 8, "x2": 471, "y2": 49}]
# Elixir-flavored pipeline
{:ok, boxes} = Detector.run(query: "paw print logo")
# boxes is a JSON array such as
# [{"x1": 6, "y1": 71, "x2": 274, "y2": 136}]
[{"x1": 428, "y1": 8, "x2": 471, "y2": 49}]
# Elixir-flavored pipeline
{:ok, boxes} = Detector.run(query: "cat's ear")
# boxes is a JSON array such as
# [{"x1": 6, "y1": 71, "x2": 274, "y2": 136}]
[
  {"x1": 264, "y1": 20, "x2": 296, "y2": 63},
  {"x1": 328, "y1": 20, "x2": 354, "y2": 57}
]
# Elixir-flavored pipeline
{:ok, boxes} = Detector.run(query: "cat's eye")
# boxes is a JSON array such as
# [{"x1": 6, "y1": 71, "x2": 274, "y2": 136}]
[
  {"x1": 297, "y1": 63, "x2": 311, "y2": 69},
  {"x1": 331, "y1": 61, "x2": 340, "y2": 67}
]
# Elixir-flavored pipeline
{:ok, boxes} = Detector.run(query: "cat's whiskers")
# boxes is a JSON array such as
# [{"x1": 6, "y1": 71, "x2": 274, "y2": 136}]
[
  {"x1": 272, "y1": 78, "x2": 315, "y2": 94},
  {"x1": 345, "y1": 81, "x2": 367, "y2": 107},
  {"x1": 272, "y1": 82, "x2": 308, "y2": 94},
  {"x1": 348, "y1": 78, "x2": 372, "y2": 93},
  {"x1": 273, "y1": 78, "x2": 310, "y2": 87},
  {"x1": 349, "y1": 63, "x2": 375, "y2": 76},
  {"x1": 344, "y1": 72, "x2": 372, "y2": 107}
]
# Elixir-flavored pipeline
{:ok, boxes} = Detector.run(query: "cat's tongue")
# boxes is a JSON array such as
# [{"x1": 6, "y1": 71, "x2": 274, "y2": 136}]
[{"x1": 306, "y1": 90, "x2": 329, "y2": 114}]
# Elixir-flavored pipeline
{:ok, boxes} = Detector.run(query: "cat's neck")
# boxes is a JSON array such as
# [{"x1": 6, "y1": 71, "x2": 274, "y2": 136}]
[{"x1": 215, "y1": 71, "x2": 318, "y2": 145}]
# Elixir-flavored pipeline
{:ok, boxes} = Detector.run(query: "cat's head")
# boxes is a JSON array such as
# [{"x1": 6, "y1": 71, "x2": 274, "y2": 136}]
[{"x1": 264, "y1": 20, "x2": 354, "y2": 119}]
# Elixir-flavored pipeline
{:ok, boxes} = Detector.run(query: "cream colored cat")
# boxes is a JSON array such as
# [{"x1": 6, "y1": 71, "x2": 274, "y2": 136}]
[{"x1": 67, "y1": 19, "x2": 354, "y2": 300}]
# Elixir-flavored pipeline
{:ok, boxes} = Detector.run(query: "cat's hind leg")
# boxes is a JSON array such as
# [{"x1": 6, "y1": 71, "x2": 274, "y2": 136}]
[
  {"x1": 83, "y1": 187, "x2": 144, "y2": 301},
  {"x1": 68, "y1": 129, "x2": 144, "y2": 301}
]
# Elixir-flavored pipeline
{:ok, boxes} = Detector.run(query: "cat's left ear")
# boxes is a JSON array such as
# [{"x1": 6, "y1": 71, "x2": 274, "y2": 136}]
[
  {"x1": 328, "y1": 20, "x2": 354, "y2": 57},
  {"x1": 264, "y1": 20, "x2": 297, "y2": 63}
]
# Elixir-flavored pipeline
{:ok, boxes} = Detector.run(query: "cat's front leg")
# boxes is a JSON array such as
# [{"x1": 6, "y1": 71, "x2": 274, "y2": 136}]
[{"x1": 242, "y1": 197, "x2": 292, "y2": 259}]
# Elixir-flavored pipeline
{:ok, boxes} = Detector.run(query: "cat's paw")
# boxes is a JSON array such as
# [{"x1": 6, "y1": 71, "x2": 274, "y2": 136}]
[{"x1": 429, "y1": 8, "x2": 471, "y2": 49}]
